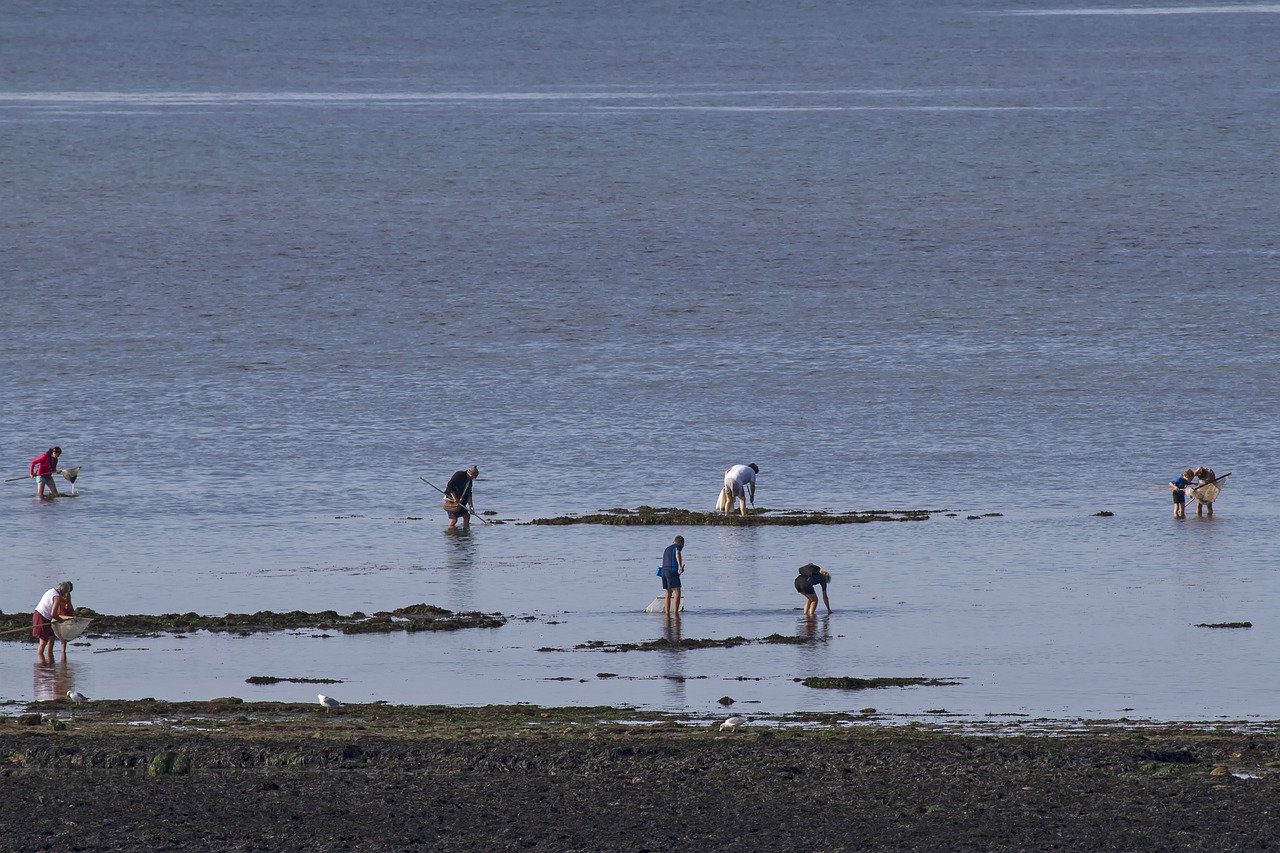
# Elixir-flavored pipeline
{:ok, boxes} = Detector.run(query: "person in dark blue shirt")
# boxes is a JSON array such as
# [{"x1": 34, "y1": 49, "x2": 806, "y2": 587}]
[
  {"x1": 659, "y1": 536, "x2": 686, "y2": 615},
  {"x1": 444, "y1": 466, "x2": 478, "y2": 529},
  {"x1": 1169, "y1": 468, "x2": 1194, "y2": 519}
]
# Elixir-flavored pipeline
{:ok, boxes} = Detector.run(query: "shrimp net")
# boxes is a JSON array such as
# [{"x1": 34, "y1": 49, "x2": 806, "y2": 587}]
[
  {"x1": 52, "y1": 617, "x2": 93, "y2": 642},
  {"x1": 1190, "y1": 479, "x2": 1222, "y2": 504}
]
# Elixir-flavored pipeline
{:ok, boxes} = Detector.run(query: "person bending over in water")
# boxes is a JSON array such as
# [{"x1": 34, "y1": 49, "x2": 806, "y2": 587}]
[
  {"x1": 719, "y1": 463, "x2": 758, "y2": 517},
  {"x1": 443, "y1": 465, "x2": 478, "y2": 529},
  {"x1": 1192, "y1": 466, "x2": 1217, "y2": 518},
  {"x1": 33, "y1": 581, "x2": 75, "y2": 661},
  {"x1": 795, "y1": 563, "x2": 831, "y2": 617}
]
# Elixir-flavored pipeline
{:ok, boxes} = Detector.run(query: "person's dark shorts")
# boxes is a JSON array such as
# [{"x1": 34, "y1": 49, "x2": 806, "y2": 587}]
[
  {"x1": 795, "y1": 575, "x2": 816, "y2": 595},
  {"x1": 447, "y1": 506, "x2": 471, "y2": 520},
  {"x1": 660, "y1": 569, "x2": 681, "y2": 590},
  {"x1": 32, "y1": 611, "x2": 53, "y2": 640},
  {"x1": 1173, "y1": 491, "x2": 1185, "y2": 506}
]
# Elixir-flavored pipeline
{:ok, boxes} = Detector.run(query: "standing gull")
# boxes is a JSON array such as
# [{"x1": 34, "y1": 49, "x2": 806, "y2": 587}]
[
  {"x1": 67, "y1": 690, "x2": 89, "y2": 703},
  {"x1": 318, "y1": 694, "x2": 342, "y2": 712}
]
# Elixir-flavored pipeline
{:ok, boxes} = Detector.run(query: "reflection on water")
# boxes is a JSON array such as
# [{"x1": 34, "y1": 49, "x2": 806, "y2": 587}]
[
  {"x1": 442, "y1": 528, "x2": 478, "y2": 609},
  {"x1": 660, "y1": 614, "x2": 685, "y2": 706},
  {"x1": 33, "y1": 658, "x2": 76, "y2": 702}
]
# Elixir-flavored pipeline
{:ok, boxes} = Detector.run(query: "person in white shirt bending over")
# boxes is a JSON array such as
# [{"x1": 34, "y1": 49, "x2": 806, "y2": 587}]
[{"x1": 718, "y1": 463, "x2": 758, "y2": 517}]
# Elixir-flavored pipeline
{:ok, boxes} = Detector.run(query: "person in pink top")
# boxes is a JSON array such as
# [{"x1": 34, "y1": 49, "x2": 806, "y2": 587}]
[{"x1": 29, "y1": 446, "x2": 62, "y2": 499}]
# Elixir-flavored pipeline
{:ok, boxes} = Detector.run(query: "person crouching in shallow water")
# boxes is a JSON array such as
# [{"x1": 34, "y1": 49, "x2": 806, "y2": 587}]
[
  {"x1": 1170, "y1": 468, "x2": 1194, "y2": 519},
  {"x1": 795, "y1": 563, "x2": 831, "y2": 617},
  {"x1": 33, "y1": 581, "x2": 75, "y2": 661},
  {"x1": 443, "y1": 465, "x2": 478, "y2": 529},
  {"x1": 659, "y1": 535, "x2": 685, "y2": 616}
]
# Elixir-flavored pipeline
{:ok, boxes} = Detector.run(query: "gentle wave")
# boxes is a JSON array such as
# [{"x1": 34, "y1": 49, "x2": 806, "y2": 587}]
[
  {"x1": 0, "y1": 88, "x2": 968, "y2": 108},
  {"x1": 993, "y1": 4, "x2": 1280, "y2": 15}
]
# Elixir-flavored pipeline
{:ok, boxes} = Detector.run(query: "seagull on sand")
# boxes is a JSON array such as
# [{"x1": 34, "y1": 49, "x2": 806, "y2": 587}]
[
  {"x1": 318, "y1": 694, "x2": 342, "y2": 712},
  {"x1": 67, "y1": 690, "x2": 88, "y2": 703},
  {"x1": 719, "y1": 715, "x2": 746, "y2": 731}
]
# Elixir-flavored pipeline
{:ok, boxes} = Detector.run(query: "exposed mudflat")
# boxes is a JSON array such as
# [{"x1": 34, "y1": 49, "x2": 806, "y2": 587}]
[{"x1": 4, "y1": 702, "x2": 1280, "y2": 852}]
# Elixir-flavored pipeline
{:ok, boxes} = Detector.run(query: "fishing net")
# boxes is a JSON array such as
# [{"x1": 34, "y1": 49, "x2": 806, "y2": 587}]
[
  {"x1": 61, "y1": 467, "x2": 80, "y2": 484},
  {"x1": 1190, "y1": 479, "x2": 1222, "y2": 504},
  {"x1": 51, "y1": 617, "x2": 93, "y2": 642},
  {"x1": 644, "y1": 596, "x2": 685, "y2": 613}
]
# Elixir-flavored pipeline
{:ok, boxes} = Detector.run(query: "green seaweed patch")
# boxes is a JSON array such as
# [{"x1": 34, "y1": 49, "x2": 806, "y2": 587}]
[
  {"x1": 800, "y1": 676, "x2": 959, "y2": 690},
  {"x1": 0, "y1": 604, "x2": 505, "y2": 640},
  {"x1": 147, "y1": 750, "x2": 192, "y2": 777},
  {"x1": 568, "y1": 633, "x2": 822, "y2": 653},
  {"x1": 1195, "y1": 622, "x2": 1252, "y2": 629},
  {"x1": 526, "y1": 505, "x2": 943, "y2": 526}
]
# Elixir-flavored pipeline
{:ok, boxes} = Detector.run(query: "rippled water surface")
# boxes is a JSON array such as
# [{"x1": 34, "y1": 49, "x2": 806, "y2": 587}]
[{"x1": 2, "y1": 0, "x2": 1278, "y2": 720}]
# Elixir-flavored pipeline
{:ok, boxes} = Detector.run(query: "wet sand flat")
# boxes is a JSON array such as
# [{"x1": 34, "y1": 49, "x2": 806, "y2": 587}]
[{"x1": 4, "y1": 704, "x2": 1280, "y2": 852}]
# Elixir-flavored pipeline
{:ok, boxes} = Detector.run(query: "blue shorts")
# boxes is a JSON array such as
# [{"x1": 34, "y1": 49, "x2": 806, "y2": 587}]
[
  {"x1": 35, "y1": 475, "x2": 54, "y2": 486},
  {"x1": 660, "y1": 569, "x2": 681, "y2": 590}
]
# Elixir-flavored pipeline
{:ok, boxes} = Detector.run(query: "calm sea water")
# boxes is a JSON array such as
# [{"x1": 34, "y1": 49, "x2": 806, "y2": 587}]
[{"x1": 2, "y1": 0, "x2": 1278, "y2": 722}]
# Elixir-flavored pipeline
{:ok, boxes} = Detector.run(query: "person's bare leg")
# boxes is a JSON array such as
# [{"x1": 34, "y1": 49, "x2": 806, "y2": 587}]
[{"x1": 672, "y1": 588, "x2": 681, "y2": 614}]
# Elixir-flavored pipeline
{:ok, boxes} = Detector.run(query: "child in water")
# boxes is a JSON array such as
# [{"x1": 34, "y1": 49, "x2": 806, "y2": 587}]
[{"x1": 1169, "y1": 468, "x2": 1194, "y2": 519}]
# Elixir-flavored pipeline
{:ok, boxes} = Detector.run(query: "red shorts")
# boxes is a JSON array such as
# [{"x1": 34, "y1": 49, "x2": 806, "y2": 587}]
[{"x1": 32, "y1": 611, "x2": 53, "y2": 641}]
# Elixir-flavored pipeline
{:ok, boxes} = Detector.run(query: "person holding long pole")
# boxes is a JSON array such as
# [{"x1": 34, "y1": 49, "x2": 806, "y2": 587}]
[
  {"x1": 33, "y1": 581, "x2": 75, "y2": 661},
  {"x1": 29, "y1": 446, "x2": 63, "y2": 499},
  {"x1": 443, "y1": 466, "x2": 479, "y2": 529}
]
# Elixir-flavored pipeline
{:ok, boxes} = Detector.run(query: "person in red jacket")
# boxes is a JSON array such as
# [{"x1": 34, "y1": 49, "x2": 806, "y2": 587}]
[{"x1": 29, "y1": 446, "x2": 62, "y2": 499}]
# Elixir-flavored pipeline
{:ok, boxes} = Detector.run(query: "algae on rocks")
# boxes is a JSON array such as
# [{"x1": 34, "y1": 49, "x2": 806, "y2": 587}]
[
  {"x1": 800, "y1": 676, "x2": 959, "y2": 690},
  {"x1": 526, "y1": 506, "x2": 942, "y2": 526},
  {"x1": 0, "y1": 604, "x2": 506, "y2": 641}
]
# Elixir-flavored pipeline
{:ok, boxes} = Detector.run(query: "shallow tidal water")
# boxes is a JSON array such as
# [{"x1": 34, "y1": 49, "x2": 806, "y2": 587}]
[{"x1": 8, "y1": 500, "x2": 1279, "y2": 724}]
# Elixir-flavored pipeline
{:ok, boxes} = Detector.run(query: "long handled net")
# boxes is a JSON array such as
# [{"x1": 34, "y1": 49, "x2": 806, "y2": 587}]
[
  {"x1": 1189, "y1": 479, "x2": 1222, "y2": 504},
  {"x1": 52, "y1": 617, "x2": 93, "y2": 642}
]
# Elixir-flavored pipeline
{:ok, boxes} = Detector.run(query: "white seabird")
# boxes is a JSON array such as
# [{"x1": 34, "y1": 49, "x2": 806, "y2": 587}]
[
  {"x1": 67, "y1": 690, "x2": 89, "y2": 703},
  {"x1": 719, "y1": 715, "x2": 746, "y2": 731},
  {"x1": 318, "y1": 694, "x2": 342, "y2": 711}
]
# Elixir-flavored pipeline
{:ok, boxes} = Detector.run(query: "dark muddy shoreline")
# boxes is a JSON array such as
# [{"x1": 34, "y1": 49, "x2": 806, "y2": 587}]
[{"x1": 3, "y1": 702, "x2": 1279, "y2": 852}]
